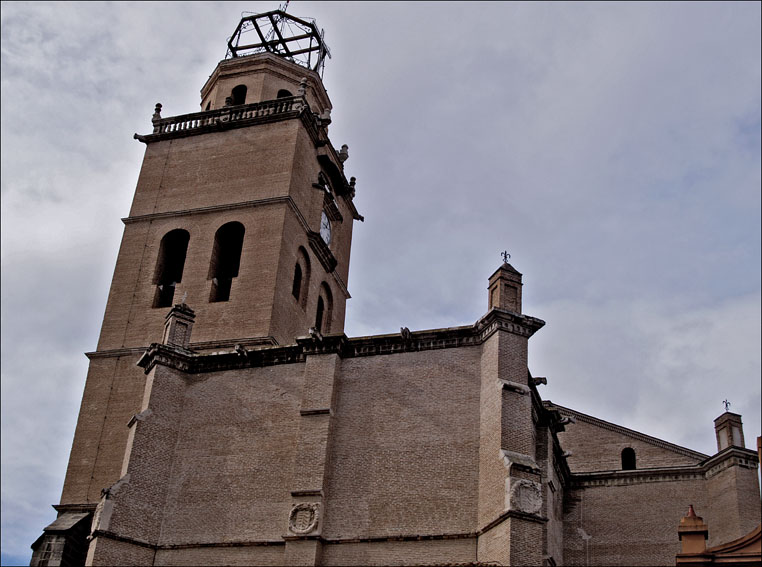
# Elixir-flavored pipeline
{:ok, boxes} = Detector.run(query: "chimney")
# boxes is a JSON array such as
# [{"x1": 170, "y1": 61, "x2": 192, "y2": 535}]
[{"x1": 714, "y1": 412, "x2": 745, "y2": 452}]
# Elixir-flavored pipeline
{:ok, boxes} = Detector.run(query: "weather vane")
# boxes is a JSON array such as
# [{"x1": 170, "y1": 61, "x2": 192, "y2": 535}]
[
  {"x1": 723, "y1": 399, "x2": 731, "y2": 411},
  {"x1": 501, "y1": 250, "x2": 511, "y2": 263}
]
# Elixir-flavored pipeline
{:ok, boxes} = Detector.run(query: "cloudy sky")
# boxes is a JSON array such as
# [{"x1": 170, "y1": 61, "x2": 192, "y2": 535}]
[{"x1": 1, "y1": 2, "x2": 759, "y2": 564}]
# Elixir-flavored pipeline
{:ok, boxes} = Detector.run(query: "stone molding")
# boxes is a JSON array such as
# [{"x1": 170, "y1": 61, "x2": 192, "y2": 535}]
[
  {"x1": 53, "y1": 503, "x2": 98, "y2": 514},
  {"x1": 122, "y1": 196, "x2": 293, "y2": 225},
  {"x1": 571, "y1": 447, "x2": 759, "y2": 488},
  {"x1": 548, "y1": 403, "x2": 710, "y2": 461},
  {"x1": 90, "y1": 529, "x2": 285, "y2": 550},
  {"x1": 134, "y1": 308, "x2": 548, "y2": 375}
]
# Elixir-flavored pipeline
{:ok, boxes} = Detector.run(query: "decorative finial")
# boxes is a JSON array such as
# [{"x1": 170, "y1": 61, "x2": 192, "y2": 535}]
[
  {"x1": 181, "y1": 291, "x2": 188, "y2": 305},
  {"x1": 687, "y1": 505, "x2": 697, "y2": 518},
  {"x1": 501, "y1": 250, "x2": 511, "y2": 263},
  {"x1": 338, "y1": 144, "x2": 349, "y2": 163},
  {"x1": 723, "y1": 399, "x2": 731, "y2": 412},
  {"x1": 298, "y1": 77, "x2": 308, "y2": 97},
  {"x1": 152, "y1": 103, "x2": 162, "y2": 123}
]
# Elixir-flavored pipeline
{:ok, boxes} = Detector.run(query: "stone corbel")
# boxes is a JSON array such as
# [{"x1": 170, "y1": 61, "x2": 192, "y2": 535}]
[
  {"x1": 500, "y1": 449, "x2": 540, "y2": 473},
  {"x1": 498, "y1": 379, "x2": 531, "y2": 395}
]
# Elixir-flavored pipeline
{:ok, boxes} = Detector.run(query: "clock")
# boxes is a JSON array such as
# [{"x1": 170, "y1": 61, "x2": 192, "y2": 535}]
[{"x1": 320, "y1": 211, "x2": 332, "y2": 246}]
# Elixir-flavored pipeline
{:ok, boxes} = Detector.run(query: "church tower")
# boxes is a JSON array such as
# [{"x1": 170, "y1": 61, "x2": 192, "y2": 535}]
[{"x1": 32, "y1": 11, "x2": 361, "y2": 566}]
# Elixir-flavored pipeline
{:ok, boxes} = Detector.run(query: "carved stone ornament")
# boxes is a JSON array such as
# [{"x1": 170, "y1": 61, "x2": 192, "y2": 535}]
[
  {"x1": 509, "y1": 479, "x2": 542, "y2": 515},
  {"x1": 288, "y1": 503, "x2": 320, "y2": 534}
]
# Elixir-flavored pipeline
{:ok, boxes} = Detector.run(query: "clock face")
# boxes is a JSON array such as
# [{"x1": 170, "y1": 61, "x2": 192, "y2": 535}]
[{"x1": 320, "y1": 211, "x2": 332, "y2": 246}]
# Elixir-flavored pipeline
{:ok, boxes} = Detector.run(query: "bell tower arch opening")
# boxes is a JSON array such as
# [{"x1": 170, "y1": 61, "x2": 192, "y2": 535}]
[
  {"x1": 230, "y1": 84, "x2": 247, "y2": 105},
  {"x1": 208, "y1": 221, "x2": 245, "y2": 303},
  {"x1": 152, "y1": 229, "x2": 190, "y2": 308}
]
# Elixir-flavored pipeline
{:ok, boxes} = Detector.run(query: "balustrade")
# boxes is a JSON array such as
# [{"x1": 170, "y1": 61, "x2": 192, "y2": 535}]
[{"x1": 151, "y1": 96, "x2": 307, "y2": 135}]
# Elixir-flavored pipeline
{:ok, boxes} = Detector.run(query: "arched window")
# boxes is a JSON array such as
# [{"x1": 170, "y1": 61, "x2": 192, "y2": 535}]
[
  {"x1": 231, "y1": 84, "x2": 247, "y2": 105},
  {"x1": 292, "y1": 247, "x2": 311, "y2": 307},
  {"x1": 315, "y1": 283, "x2": 333, "y2": 333},
  {"x1": 621, "y1": 447, "x2": 636, "y2": 470},
  {"x1": 277, "y1": 89, "x2": 293, "y2": 98},
  {"x1": 292, "y1": 264, "x2": 302, "y2": 300},
  {"x1": 208, "y1": 222, "x2": 245, "y2": 302},
  {"x1": 152, "y1": 229, "x2": 190, "y2": 308}
]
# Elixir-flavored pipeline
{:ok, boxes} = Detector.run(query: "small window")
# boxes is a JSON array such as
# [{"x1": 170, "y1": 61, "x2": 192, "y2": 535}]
[
  {"x1": 208, "y1": 222, "x2": 245, "y2": 302},
  {"x1": 292, "y1": 264, "x2": 303, "y2": 300},
  {"x1": 292, "y1": 247, "x2": 311, "y2": 308},
  {"x1": 205, "y1": 101, "x2": 211, "y2": 111},
  {"x1": 152, "y1": 229, "x2": 190, "y2": 308},
  {"x1": 621, "y1": 447, "x2": 636, "y2": 470},
  {"x1": 315, "y1": 297, "x2": 325, "y2": 333},
  {"x1": 231, "y1": 84, "x2": 247, "y2": 105},
  {"x1": 315, "y1": 283, "x2": 333, "y2": 333},
  {"x1": 277, "y1": 89, "x2": 293, "y2": 98}
]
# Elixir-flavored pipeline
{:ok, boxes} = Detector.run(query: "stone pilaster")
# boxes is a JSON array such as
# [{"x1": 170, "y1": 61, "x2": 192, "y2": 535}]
[
  {"x1": 284, "y1": 347, "x2": 341, "y2": 565},
  {"x1": 477, "y1": 321, "x2": 544, "y2": 564}
]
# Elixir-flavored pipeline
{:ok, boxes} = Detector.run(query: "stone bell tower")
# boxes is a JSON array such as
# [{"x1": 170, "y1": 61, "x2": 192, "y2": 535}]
[{"x1": 32, "y1": 10, "x2": 361, "y2": 566}]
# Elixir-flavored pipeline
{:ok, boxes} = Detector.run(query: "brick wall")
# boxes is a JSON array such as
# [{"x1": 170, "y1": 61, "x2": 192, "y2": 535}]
[
  {"x1": 323, "y1": 347, "x2": 481, "y2": 539},
  {"x1": 556, "y1": 410, "x2": 704, "y2": 473}
]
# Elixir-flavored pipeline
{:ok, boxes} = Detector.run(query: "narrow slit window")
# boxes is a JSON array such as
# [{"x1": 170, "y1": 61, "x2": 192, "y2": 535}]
[
  {"x1": 621, "y1": 447, "x2": 636, "y2": 470},
  {"x1": 315, "y1": 283, "x2": 333, "y2": 333},
  {"x1": 315, "y1": 297, "x2": 324, "y2": 333},
  {"x1": 152, "y1": 229, "x2": 190, "y2": 308},
  {"x1": 208, "y1": 222, "x2": 245, "y2": 303},
  {"x1": 231, "y1": 84, "x2": 247, "y2": 105},
  {"x1": 293, "y1": 247, "x2": 311, "y2": 308},
  {"x1": 292, "y1": 264, "x2": 303, "y2": 300}
]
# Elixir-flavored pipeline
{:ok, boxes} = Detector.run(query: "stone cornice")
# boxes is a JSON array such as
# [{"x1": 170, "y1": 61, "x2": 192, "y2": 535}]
[
  {"x1": 136, "y1": 342, "x2": 306, "y2": 375},
  {"x1": 548, "y1": 403, "x2": 710, "y2": 461},
  {"x1": 86, "y1": 338, "x2": 277, "y2": 360},
  {"x1": 86, "y1": 347, "x2": 146, "y2": 360},
  {"x1": 122, "y1": 196, "x2": 292, "y2": 225},
  {"x1": 475, "y1": 308, "x2": 545, "y2": 340},
  {"x1": 136, "y1": 308, "x2": 546, "y2": 375},
  {"x1": 53, "y1": 503, "x2": 98, "y2": 514},
  {"x1": 570, "y1": 447, "x2": 758, "y2": 488}
]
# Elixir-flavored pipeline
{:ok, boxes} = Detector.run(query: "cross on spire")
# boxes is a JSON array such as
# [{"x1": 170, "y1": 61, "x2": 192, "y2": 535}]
[
  {"x1": 501, "y1": 250, "x2": 511, "y2": 263},
  {"x1": 722, "y1": 399, "x2": 731, "y2": 412}
]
